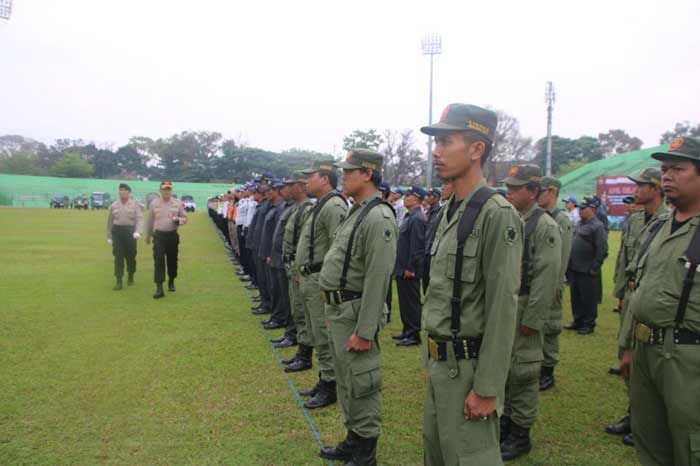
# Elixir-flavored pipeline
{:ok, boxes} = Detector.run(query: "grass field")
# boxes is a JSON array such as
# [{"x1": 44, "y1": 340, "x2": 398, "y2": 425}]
[{"x1": 0, "y1": 209, "x2": 639, "y2": 465}]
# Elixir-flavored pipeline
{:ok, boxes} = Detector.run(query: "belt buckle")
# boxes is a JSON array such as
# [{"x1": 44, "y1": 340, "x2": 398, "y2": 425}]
[
  {"x1": 428, "y1": 338, "x2": 439, "y2": 360},
  {"x1": 334, "y1": 290, "x2": 342, "y2": 304},
  {"x1": 636, "y1": 323, "x2": 651, "y2": 343},
  {"x1": 462, "y1": 339, "x2": 470, "y2": 359}
]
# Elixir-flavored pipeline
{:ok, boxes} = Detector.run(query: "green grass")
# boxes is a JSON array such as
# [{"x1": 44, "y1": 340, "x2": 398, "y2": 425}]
[{"x1": 0, "y1": 209, "x2": 638, "y2": 465}]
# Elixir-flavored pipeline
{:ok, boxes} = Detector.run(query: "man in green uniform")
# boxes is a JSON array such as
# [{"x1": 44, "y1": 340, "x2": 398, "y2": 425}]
[
  {"x1": 106, "y1": 183, "x2": 144, "y2": 290},
  {"x1": 420, "y1": 103, "x2": 523, "y2": 466},
  {"x1": 294, "y1": 160, "x2": 348, "y2": 409},
  {"x1": 501, "y1": 165, "x2": 561, "y2": 460},
  {"x1": 606, "y1": 168, "x2": 667, "y2": 446},
  {"x1": 317, "y1": 149, "x2": 397, "y2": 466},
  {"x1": 619, "y1": 137, "x2": 700, "y2": 466},
  {"x1": 536, "y1": 176, "x2": 573, "y2": 391}
]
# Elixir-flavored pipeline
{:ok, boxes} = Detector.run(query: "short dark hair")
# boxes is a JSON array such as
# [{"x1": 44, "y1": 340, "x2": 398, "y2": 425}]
[
  {"x1": 693, "y1": 160, "x2": 700, "y2": 175},
  {"x1": 318, "y1": 169, "x2": 338, "y2": 189},
  {"x1": 359, "y1": 168, "x2": 382, "y2": 188},
  {"x1": 463, "y1": 133, "x2": 493, "y2": 167}
]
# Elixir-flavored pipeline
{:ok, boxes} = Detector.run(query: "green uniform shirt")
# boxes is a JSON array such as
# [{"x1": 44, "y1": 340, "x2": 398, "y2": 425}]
[
  {"x1": 520, "y1": 205, "x2": 562, "y2": 331},
  {"x1": 630, "y1": 213, "x2": 700, "y2": 335},
  {"x1": 319, "y1": 192, "x2": 398, "y2": 340},
  {"x1": 613, "y1": 211, "x2": 647, "y2": 299},
  {"x1": 282, "y1": 199, "x2": 313, "y2": 265},
  {"x1": 295, "y1": 191, "x2": 347, "y2": 273},
  {"x1": 548, "y1": 207, "x2": 573, "y2": 289},
  {"x1": 423, "y1": 180, "x2": 523, "y2": 398}
]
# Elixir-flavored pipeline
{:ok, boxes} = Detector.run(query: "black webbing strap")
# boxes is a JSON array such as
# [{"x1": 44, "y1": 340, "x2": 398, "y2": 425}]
[
  {"x1": 520, "y1": 208, "x2": 546, "y2": 295},
  {"x1": 338, "y1": 198, "x2": 394, "y2": 290},
  {"x1": 637, "y1": 218, "x2": 667, "y2": 264},
  {"x1": 676, "y1": 222, "x2": 700, "y2": 325},
  {"x1": 293, "y1": 202, "x2": 310, "y2": 245},
  {"x1": 451, "y1": 187, "x2": 496, "y2": 338},
  {"x1": 549, "y1": 208, "x2": 562, "y2": 219},
  {"x1": 308, "y1": 192, "x2": 342, "y2": 264}
]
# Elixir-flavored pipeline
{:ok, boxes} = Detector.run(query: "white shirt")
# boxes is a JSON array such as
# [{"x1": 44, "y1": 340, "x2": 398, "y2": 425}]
[
  {"x1": 243, "y1": 198, "x2": 258, "y2": 228},
  {"x1": 568, "y1": 207, "x2": 581, "y2": 227},
  {"x1": 393, "y1": 199, "x2": 407, "y2": 226}
]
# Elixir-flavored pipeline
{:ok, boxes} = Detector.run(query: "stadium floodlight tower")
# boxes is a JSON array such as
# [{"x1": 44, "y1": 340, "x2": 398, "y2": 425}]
[
  {"x1": 0, "y1": 0, "x2": 12, "y2": 20},
  {"x1": 422, "y1": 33, "x2": 442, "y2": 188},
  {"x1": 545, "y1": 81, "x2": 556, "y2": 176}
]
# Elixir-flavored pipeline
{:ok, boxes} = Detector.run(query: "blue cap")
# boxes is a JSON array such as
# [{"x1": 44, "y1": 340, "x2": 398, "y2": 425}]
[
  {"x1": 378, "y1": 181, "x2": 390, "y2": 193},
  {"x1": 391, "y1": 187, "x2": 404, "y2": 195},
  {"x1": 405, "y1": 185, "x2": 427, "y2": 200},
  {"x1": 428, "y1": 188, "x2": 441, "y2": 197},
  {"x1": 271, "y1": 179, "x2": 286, "y2": 190},
  {"x1": 577, "y1": 196, "x2": 598, "y2": 209},
  {"x1": 261, "y1": 173, "x2": 274, "y2": 181},
  {"x1": 562, "y1": 195, "x2": 577, "y2": 205}
]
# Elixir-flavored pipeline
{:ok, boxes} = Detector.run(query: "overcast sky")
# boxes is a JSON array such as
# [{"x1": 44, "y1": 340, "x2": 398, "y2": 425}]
[{"x1": 1, "y1": 0, "x2": 698, "y2": 156}]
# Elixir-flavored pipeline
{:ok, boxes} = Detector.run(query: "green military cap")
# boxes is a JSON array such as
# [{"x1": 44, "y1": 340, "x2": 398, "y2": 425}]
[
  {"x1": 334, "y1": 148, "x2": 384, "y2": 171},
  {"x1": 283, "y1": 170, "x2": 307, "y2": 184},
  {"x1": 628, "y1": 167, "x2": 662, "y2": 186},
  {"x1": 502, "y1": 164, "x2": 542, "y2": 187},
  {"x1": 420, "y1": 103, "x2": 498, "y2": 143},
  {"x1": 300, "y1": 160, "x2": 337, "y2": 175},
  {"x1": 652, "y1": 137, "x2": 700, "y2": 162},
  {"x1": 540, "y1": 176, "x2": 561, "y2": 190}
]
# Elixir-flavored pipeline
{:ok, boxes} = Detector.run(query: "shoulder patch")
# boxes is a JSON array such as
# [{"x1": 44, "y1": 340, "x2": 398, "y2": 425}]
[
  {"x1": 383, "y1": 228, "x2": 393, "y2": 242},
  {"x1": 505, "y1": 225, "x2": 518, "y2": 244},
  {"x1": 546, "y1": 234, "x2": 558, "y2": 248}
]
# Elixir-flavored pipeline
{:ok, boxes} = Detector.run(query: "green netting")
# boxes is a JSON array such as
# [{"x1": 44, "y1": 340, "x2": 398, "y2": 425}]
[
  {"x1": 0, "y1": 174, "x2": 237, "y2": 209},
  {"x1": 559, "y1": 145, "x2": 664, "y2": 201}
]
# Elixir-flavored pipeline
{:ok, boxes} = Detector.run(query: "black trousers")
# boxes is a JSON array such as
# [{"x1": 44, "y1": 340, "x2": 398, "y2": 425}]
[
  {"x1": 422, "y1": 256, "x2": 431, "y2": 295},
  {"x1": 386, "y1": 280, "x2": 393, "y2": 322},
  {"x1": 271, "y1": 266, "x2": 292, "y2": 329},
  {"x1": 570, "y1": 271, "x2": 599, "y2": 328},
  {"x1": 256, "y1": 256, "x2": 272, "y2": 310},
  {"x1": 153, "y1": 230, "x2": 179, "y2": 284},
  {"x1": 112, "y1": 225, "x2": 137, "y2": 279},
  {"x1": 247, "y1": 248, "x2": 257, "y2": 284},
  {"x1": 396, "y1": 276, "x2": 422, "y2": 340}
]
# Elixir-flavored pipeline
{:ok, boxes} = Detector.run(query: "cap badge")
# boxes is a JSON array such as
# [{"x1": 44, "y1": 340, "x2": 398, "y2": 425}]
[{"x1": 670, "y1": 137, "x2": 684, "y2": 151}]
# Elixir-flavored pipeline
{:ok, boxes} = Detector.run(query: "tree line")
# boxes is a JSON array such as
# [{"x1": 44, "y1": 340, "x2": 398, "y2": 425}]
[{"x1": 1, "y1": 118, "x2": 698, "y2": 184}]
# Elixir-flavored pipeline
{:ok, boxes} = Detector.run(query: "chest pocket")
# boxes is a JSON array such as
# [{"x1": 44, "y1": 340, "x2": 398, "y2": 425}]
[{"x1": 446, "y1": 235, "x2": 479, "y2": 283}]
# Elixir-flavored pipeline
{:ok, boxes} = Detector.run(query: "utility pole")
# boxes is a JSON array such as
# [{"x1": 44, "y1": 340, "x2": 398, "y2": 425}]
[
  {"x1": 0, "y1": 0, "x2": 12, "y2": 20},
  {"x1": 422, "y1": 34, "x2": 442, "y2": 188},
  {"x1": 545, "y1": 81, "x2": 556, "y2": 176}
]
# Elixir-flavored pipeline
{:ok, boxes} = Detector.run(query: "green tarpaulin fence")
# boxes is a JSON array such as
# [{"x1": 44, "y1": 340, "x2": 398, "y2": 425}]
[{"x1": 0, "y1": 174, "x2": 237, "y2": 209}]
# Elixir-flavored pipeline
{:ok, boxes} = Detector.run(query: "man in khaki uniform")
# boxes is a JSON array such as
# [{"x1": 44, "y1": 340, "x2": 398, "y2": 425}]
[
  {"x1": 536, "y1": 176, "x2": 573, "y2": 391},
  {"x1": 606, "y1": 168, "x2": 667, "y2": 446},
  {"x1": 317, "y1": 149, "x2": 397, "y2": 466},
  {"x1": 294, "y1": 160, "x2": 348, "y2": 409},
  {"x1": 501, "y1": 165, "x2": 561, "y2": 460},
  {"x1": 420, "y1": 103, "x2": 523, "y2": 466},
  {"x1": 619, "y1": 137, "x2": 700, "y2": 466},
  {"x1": 106, "y1": 183, "x2": 144, "y2": 290},
  {"x1": 145, "y1": 181, "x2": 188, "y2": 299}
]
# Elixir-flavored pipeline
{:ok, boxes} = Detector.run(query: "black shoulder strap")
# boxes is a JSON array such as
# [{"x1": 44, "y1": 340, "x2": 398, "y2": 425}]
[
  {"x1": 676, "y1": 221, "x2": 700, "y2": 325},
  {"x1": 637, "y1": 218, "x2": 667, "y2": 262},
  {"x1": 451, "y1": 187, "x2": 496, "y2": 338},
  {"x1": 308, "y1": 193, "x2": 341, "y2": 264},
  {"x1": 293, "y1": 202, "x2": 310, "y2": 245},
  {"x1": 520, "y1": 208, "x2": 546, "y2": 294},
  {"x1": 339, "y1": 198, "x2": 393, "y2": 290},
  {"x1": 549, "y1": 208, "x2": 562, "y2": 219}
]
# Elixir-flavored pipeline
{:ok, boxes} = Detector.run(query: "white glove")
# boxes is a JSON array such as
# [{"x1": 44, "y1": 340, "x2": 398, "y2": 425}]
[
  {"x1": 133, "y1": 232, "x2": 141, "y2": 240},
  {"x1": 107, "y1": 239, "x2": 112, "y2": 245}
]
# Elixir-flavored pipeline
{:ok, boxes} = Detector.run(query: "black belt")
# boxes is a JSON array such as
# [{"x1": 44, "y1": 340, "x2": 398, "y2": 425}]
[
  {"x1": 428, "y1": 336, "x2": 482, "y2": 361},
  {"x1": 300, "y1": 262, "x2": 323, "y2": 276},
  {"x1": 155, "y1": 229, "x2": 178, "y2": 235},
  {"x1": 322, "y1": 289, "x2": 362, "y2": 305},
  {"x1": 112, "y1": 225, "x2": 134, "y2": 231},
  {"x1": 635, "y1": 323, "x2": 700, "y2": 345}
]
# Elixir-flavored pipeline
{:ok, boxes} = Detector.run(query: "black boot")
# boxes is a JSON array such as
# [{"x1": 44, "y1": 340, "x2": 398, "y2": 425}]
[
  {"x1": 304, "y1": 380, "x2": 337, "y2": 409},
  {"x1": 500, "y1": 422, "x2": 532, "y2": 461},
  {"x1": 320, "y1": 430, "x2": 357, "y2": 461},
  {"x1": 274, "y1": 337, "x2": 297, "y2": 348},
  {"x1": 605, "y1": 415, "x2": 631, "y2": 436},
  {"x1": 299, "y1": 377, "x2": 322, "y2": 397},
  {"x1": 500, "y1": 416, "x2": 511, "y2": 443},
  {"x1": 153, "y1": 283, "x2": 165, "y2": 299},
  {"x1": 113, "y1": 278, "x2": 123, "y2": 291},
  {"x1": 127, "y1": 273, "x2": 134, "y2": 286},
  {"x1": 345, "y1": 435, "x2": 378, "y2": 466},
  {"x1": 168, "y1": 279, "x2": 176, "y2": 292},
  {"x1": 539, "y1": 366, "x2": 555, "y2": 391},
  {"x1": 285, "y1": 345, "x2": 312, "y2": 372},
  {"x1": 622, "y1": 433, "x2": 634, "y2": 446}
]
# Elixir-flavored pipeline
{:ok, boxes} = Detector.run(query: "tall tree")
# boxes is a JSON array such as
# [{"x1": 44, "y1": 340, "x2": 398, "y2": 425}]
[
  {"x1": 0, "y1": 152, "x2": 44, "y2": 175},
  {"x1": 489, "y1": 110, "x2": 534, "y2": 162},
  {"x1": 382, "y1": 130, "x2": 425, "y2": 186},
  {"x1": 659, "y1": 121, "x2": 700, "y2": 144},
  {"x1": 51, "y1": 152, "x2": 94, "y2": 178},
  {"x1": 598, "y1": 129, "x2": 643, "y2": 156},
  {"x1": 342, "y1": 129, "x2": 383, "y2": 151},
  {"x1": 533, "y1": 135, "x2": 604, "y2": 175}
]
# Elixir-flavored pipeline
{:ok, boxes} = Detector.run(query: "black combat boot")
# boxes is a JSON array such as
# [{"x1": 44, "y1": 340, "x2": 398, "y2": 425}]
[
  {"x1": 304, "y1": 380, "x2": 337, "y2": 409},
  {"x1": 500, "y1": 422, "x2": 532, "y2": 461},
  {"x1": 113, "y1": 278, "x2": 123, "y2": 291},
  {"x1": 500, "y1": 416, "x2": 511, "y2": 443},
  {"x1": 605, "y1": 414, "x2": 631, "y2": 436},
  {"x1": 539, "y1": 366, "x2": 555, "y2": 391},
  {"x1": 274, "y1": 337, "x2": 297, "y2": 348},
  {"x1": 345, "y1": 435, "x2": 378, "y2": 466},
  {"x1": 282, "y1": 344, "x2": 305, "y2": 365},
  {"x1": 153, "y1": 283, "x2": 165, "y2": 299},
  {"x1": 127, "y1": 273, "x2": 134, "y2": 286},
  {"x1": 285, "y1": 345, "x2": 312, "y2": 372},
  {"x1": 622, "y1": 433, "x2": 634, "y2": 446},
  {"x1": 168, "y1": 278, "x2": 176, "y2": 292},
  {"x1": 299, "y1": 375, "x2": 322, "y2": 397},
  {"x1": 319, "y1": 430, "x2": 357, "y2": 461}
]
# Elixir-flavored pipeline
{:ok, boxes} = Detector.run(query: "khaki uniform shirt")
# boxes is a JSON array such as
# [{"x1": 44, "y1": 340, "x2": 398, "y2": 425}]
[
  {"x1": 283, "y1": 199, "x2": 313, "y2": 268},
  {"x1": 295, "y1": 191, "x2": 347, "y2": 273},
  {"x1": 423, "y1": 180, "x2": 523, "y2": 400},
  {"x1": 319, "y1": 192, "x2": 398, "y2": 339},
  {"x1": 145, "y1": 197, "x2": 187, "y2": 240},
  {"x1": 106, "y1": 199, "x2": 144, "y2": 239}
]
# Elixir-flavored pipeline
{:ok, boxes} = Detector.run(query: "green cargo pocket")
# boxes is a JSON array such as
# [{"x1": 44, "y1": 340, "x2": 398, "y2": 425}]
[
  {"x1": 446, "y1": 237, "x2": 479, "y2": 283},
  {"x1": 511, "y1": 349, "x2": 543, "y2": 385},
  {"x1": 691, "y1": 432, "x2": 700, "y2": 466},
  {"x1": 351, "y1": 359, "x2": 382, "y2": 399},
  {"x1": 459, "y1": 445, "x2": 502, "y2": 466}
]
